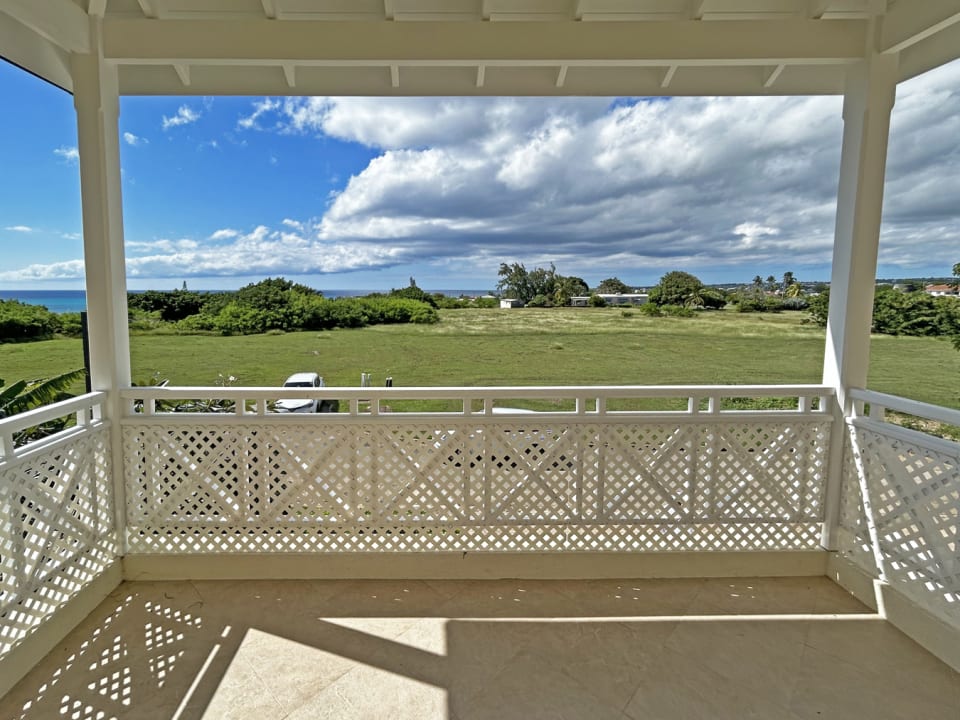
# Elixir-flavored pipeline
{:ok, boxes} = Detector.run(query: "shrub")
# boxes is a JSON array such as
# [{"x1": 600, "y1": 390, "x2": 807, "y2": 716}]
[
  {"x1": 526, "y1": 294, "x2": 553, "y2": 308},
  {"x1": 638, "y1": 302, "x2": 661, "y2": 316},
  {"x1": 0, "y1": 300, "x2": 60, "y2": 342},
  {"x1": 588, "y1": 294, "x2": 607, "y2": 307},
  {"x1": 660, "y1": 304, "x2": 695, "y2": 318}
]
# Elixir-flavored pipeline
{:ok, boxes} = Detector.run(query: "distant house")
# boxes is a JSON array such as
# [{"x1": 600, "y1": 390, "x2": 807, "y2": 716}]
[
  {"x1": 925, "y1": 284, "x2": 959, "y2": 297},
  {"x1": 571, "y1": 294, "x2": 649, "y2": 307},
  {"x1": 499, "y1": 298, "x2": 524, "y2": 309}
]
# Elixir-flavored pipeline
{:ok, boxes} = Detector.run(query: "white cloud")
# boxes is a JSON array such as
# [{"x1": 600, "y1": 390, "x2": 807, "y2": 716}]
[
  {"x1": 122, "y1": 223, "x2": 405, "y2": 278},
  {"x1": 123, "y1": 132, "x2": 147, "y2": 146},
  {"x1": 281, "y1": 219, "x2": 304, "y2": 231},
  {"x1": 54, "y1": 146, "x2": 79, "y2": 162},
  {"x1": 126, "y1": 238, "x2": 199, "y2": 252},
  {"x1": 209, "y1": 228, "x2": 239, "y2": 241},
  {"x1": 0, "y1": 259, "x2": 86, "y2": 281},
  {"x1": 5, "y1": 225, "x2": 33, "y2": 232},
  {"x1": 162, "y1": 105, "x2": 201, "y2": 130},
  {"x1": 238, "y1": 98, "x2": 281, "y2": 130}
]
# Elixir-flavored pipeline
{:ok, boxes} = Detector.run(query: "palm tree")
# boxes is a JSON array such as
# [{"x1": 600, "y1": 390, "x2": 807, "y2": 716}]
[
  {"x1": 752, "y1": 275, "x2": 763, "y2": 288},
  {"x1": 785, "y1": 282, "x2": 804, "y2": 298},
  {"x1": 781, "y1": 271, "x2": 796, "y2": 297},
  {"x1": 0, "y1": 369, "x2": 86, "y2": 446}
]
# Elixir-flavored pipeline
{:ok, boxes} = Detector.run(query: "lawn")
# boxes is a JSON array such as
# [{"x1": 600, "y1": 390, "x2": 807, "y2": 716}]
[{"x1": 1, "y1": 308, "x2": 957, "y2": 408}]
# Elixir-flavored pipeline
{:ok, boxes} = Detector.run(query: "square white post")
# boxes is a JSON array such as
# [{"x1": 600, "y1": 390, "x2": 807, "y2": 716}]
[
  {"x1": 821, "y1": 48, "x2": 898, "y2": 550},
  {"x1": 72, "y1": 17, "x2": 132, "y2": 543}
]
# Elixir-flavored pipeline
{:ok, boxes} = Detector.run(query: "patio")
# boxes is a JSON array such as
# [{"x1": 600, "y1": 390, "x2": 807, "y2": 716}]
[
  {"x1": 3, "y1": 576, "x2": 958, "y2": 720},
  {"x1": 1, "y1": 1, "x2": 959, "y2": 716}
]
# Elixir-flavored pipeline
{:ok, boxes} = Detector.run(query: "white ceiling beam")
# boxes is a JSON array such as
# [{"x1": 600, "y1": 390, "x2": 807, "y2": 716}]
[
  {"x1": 173, "y1": 63, "x2": 190, "y2": 85},
  {"x1": 573, "y1": 0, "x2": 584, "y2": 20},
  {"x1": 390, "y1": 63, "x2": 400, "y2": 87},
  {"x1": 897, "y1": 19, "x2": 960, "y2": 83},
  {"x1": 261, "y1": 0, "x2": 278, "y2": 20},
  {"x1": 100, "y1": 18, "x2": 868, "y2": 66},
  {"x1": 881, "y1": 0, "x2": 960, "y2": 54},
  {"x1": 688, "y1": 1, "x2": 707, "y2": 20},
  {"x1": 282, "y1": 62, "x2": 295, "y2": 87},
  {"x1": 555, "y1": 64, "x2": 567, "y2": 87},
  {"x1": 807, "y1": 0, "x2": 830, "y2": 20},
  {"x1": 137, "y1": 0, "x2": 158, "y2": 18},
  {"x1": 1, "y1": 0, "x2": 90, "y2": 54},
  {"x1": 88, "y1": 0, "x2": 108, "y2": 18},
  {"x1": 383, "y1": 0, "x2": 394, "y2": 20},
  {"x1": 661, "y1": 64, "x2": 677, "y2": 88},
  {"x1": 763, "y1": 63, "x2": 785, "y2": 87},
  {"x1": 476, "y1": 64, "x2": 485, "y2": 87}
]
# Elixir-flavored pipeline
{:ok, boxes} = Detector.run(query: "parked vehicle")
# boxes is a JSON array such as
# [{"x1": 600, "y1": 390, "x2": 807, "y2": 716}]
[{"x1": 275, "y1": 372, "x2": 339, "y2": 413}]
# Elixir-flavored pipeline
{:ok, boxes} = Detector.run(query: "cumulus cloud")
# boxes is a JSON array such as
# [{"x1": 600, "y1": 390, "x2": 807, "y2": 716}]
[
  {"x1": 121, "y1": 224, "x2": 405, "y2": 278},
  {"x1": 123, "y1": 132, "x2": 147, "y2": 146},
  {"x1": 5, "y1": 225, "x2": 33, "y2": 232},
  {"x1": 54, "y1": 146, "x2": 79, "y2": 162},
  {"x1": 7, "y1": 61, "x2": 958, "y2": 285},
  {"x1": 162, "y1": 105, "x2": 200, "y2": 130},
  {"x1": 0, "y1": 259, "x2": 86, "y2": 281}
]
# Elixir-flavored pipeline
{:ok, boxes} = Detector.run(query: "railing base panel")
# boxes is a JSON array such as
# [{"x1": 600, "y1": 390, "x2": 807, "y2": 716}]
[{"x1": 122, "y1": 549, "x2": 829, "y2": 582}]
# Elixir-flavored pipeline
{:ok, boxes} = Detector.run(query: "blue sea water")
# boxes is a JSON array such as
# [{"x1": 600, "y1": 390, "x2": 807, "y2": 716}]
[
  {"x1": 0, "y1": 289, "x2": 491, "y2": 314},
  {"x1": 0, "y1": 290, "x2": 87, "y2": 314}
]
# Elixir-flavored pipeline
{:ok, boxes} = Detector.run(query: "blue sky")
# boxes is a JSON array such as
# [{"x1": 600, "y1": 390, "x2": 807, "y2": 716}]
[{"x1": 1, "y1": 57, "x2": 958, "y2": 292}]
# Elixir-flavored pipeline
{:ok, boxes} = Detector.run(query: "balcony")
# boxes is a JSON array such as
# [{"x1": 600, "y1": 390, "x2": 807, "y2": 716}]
[{"x1": 1, "y1": 384, "x2": 957, "y2": 717}]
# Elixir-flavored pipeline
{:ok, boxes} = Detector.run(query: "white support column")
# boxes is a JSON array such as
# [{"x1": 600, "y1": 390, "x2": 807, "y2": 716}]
[
  {"x1": 821, "y1": 47, "x2": 898, "y2": 550},
  {"x1": 72, "y1": 17, "x2": 132, "y2": 544}
]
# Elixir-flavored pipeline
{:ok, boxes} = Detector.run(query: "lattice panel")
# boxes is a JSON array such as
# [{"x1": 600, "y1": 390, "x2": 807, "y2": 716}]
[
  {"x1": 850, "y1": 424, "x2": 960, "y2": 622},
  {"x1": 0, "y1": 426, "x2": 117, "y2": 659},
  {"x1": 123, "y1": 420, "x2": 830, "y2": 554},
  {"x1": 837, "y1": 431, "x2": 876, "y2": 574}
]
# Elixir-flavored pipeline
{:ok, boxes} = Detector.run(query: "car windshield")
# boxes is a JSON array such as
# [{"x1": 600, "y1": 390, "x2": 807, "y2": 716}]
[{"x1": 284, "y1": 382, "x2": 313, "y2": 387}]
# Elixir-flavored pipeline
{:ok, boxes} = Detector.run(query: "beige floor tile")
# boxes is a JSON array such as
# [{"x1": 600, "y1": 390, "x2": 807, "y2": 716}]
[
  {"x1": 452, "y1": 649, "x2": 630, "y2": 720},
  {"x1": 283, "y1": 661, "x2": 449, "y2": 720},
  {"x1": 803, "y1": 618, "x2": 960, "y2": 706},
  {"x1": 790, "y1": 645, "x2": 960, "y2": 720},
  {"x1": 688, "y1": 576, "x2": 845, "y2": 615},
  {"x1": 2, "y1": 577, "x2": 956, "y2": 720},
  {"x1": 435, "y1": 579, "x2": 588, "y2": 617},
  {"x1": 553, "y1": 577, "x2": 706, "y2": 616},
  {"x1": 623, "y1": 645, "x2": 795, "y2": 720}
]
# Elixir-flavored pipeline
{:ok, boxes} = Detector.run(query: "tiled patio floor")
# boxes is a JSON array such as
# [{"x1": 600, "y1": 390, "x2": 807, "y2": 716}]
[{"x1": 2, "y1": 576, "x2": 957, "y2": 719}]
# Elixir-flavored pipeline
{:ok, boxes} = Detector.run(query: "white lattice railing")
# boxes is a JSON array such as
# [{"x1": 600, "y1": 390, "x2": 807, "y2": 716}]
[
  {"x1": 120, "y1": 384, "x2": 833, "y2": 554},
  {"x1": 0, "y1": 393, "x2": 117, "y2": 659},
  {"x1": 839, "y1": 389, "x2": 960, "y2": 625}
]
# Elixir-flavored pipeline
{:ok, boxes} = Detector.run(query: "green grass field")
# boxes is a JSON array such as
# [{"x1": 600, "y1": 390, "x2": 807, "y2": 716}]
[{"x1": 1, "y1": 308, "x2": 957, "y2": 408}]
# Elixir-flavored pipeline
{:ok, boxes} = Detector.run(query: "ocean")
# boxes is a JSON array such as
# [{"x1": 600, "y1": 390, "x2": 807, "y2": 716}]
[{"x1": 0, "y1": 289, "x2": 491, "y2": 314}]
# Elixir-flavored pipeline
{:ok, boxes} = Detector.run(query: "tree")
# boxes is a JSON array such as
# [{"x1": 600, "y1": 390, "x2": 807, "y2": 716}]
[
  {"x1": 649, "y1": 271, "x2": 704, "y2": 307},
  {"x1": 765, "y1": 275, "x2": 778, "y2": 293},
  {"x1": 553, "y1": 275, "x2": 589, "y2": 306},
  {"x1": 781, "y1": 271, "x2": 796, "y2": 297},
  {"x1": 953, "y1": 262, "x2": 960, "y2": 292},
  {"x1": 752, "y1": 275, "x2": 763, "y2": 289},
  {"x1": 496, "y1": 262, "x2": 534, "y2": 302},
  {"x1": 785, "y1": 282, "x2": 804, "y2": 298},
  {"x1": 0, "y1": 369, "x2": 87, "y2": 446},
  {"x1": 596, "y1": 277, "x2": 630, "y2": 294}
]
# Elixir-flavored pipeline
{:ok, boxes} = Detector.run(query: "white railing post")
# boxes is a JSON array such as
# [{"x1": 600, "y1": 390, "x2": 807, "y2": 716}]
[
  {"x1": 72, "y1": 16, "x2": 132, "y2": 553},
  {"x1": 821, "y1": 42, "x2": 898, "y2": 551}
]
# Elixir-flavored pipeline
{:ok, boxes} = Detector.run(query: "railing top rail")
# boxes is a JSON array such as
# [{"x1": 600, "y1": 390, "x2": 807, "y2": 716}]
[
  {"x1": 850, "y1": 388, "x2": 960, "y2": 427},
  {"x1": 122, "y1": 384, "x2": 834, "y2": 400},
  {"x1": 0, "y1": 391, "x2": 105, "y2": 434}
]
